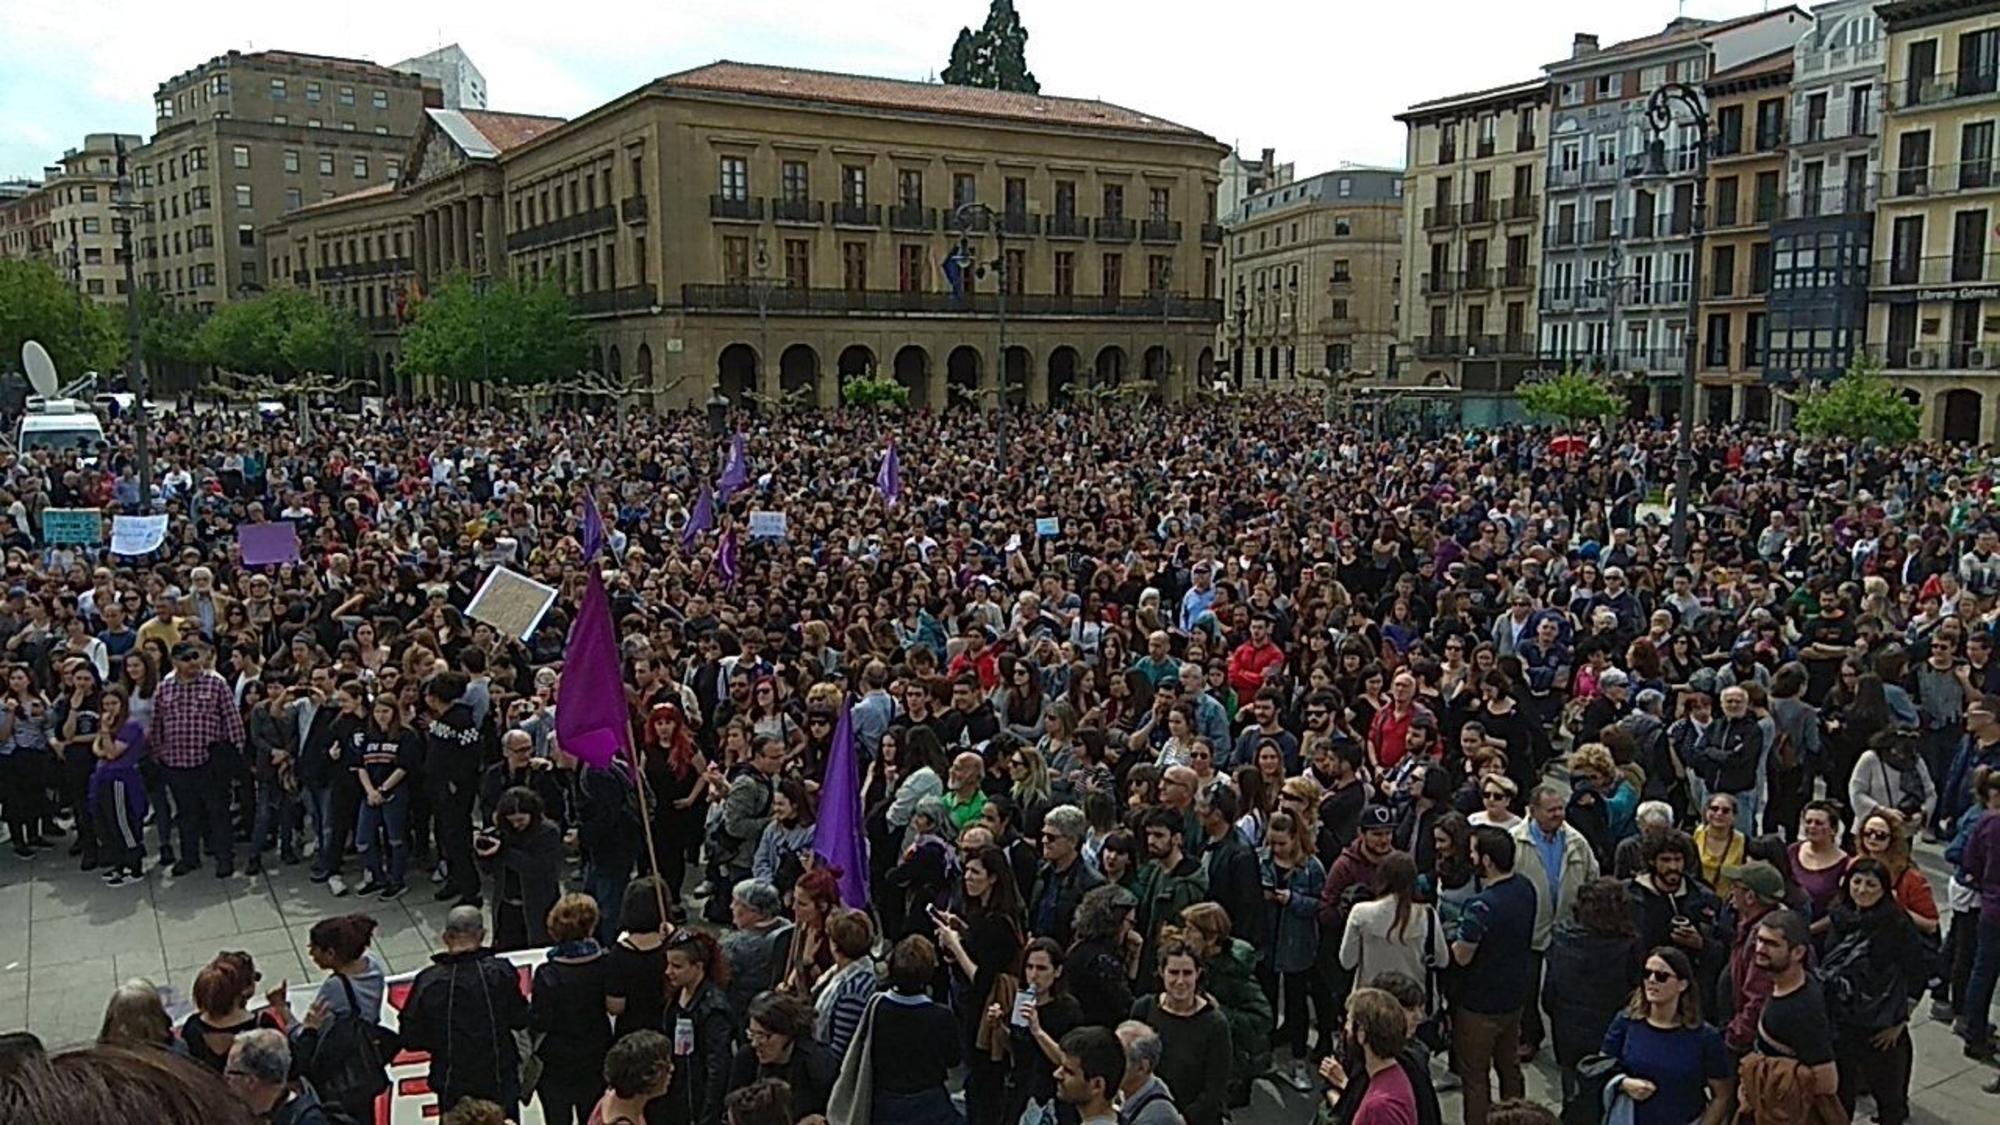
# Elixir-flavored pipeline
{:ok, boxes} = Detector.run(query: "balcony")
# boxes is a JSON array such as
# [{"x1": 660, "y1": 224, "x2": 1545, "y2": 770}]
[
  {"x1": 1867, "y1": 341, "x2": 2000, "y2": 371},
  {"x1": 1047, "y1": 212, "x2": 1088, "y2": 238},
  {"x1": 832, "y1": 202, "x2": 881, "y2": 227},
  {"x1": 1547, "y1": 162, "x2": 1600, "y2": 190},
  {"x1": 1624, "y1": 212, "x2": 1694, "y2": 240},
  {"x1": 1094, "y1": 217, "x2": 1135, "y2": 240},
  {"x1": 948, "y1": 209, "x2": 991, "y2": 232},
  {"x1": 1460, "y1": 198, "x2": 1498, "y2": 225},
  {"x1": 1419, "y1": 271, "x2": 1456, "y2": 295},
  {"x1": 708, "y1": 194, "x2": 761, "y2": 222},
  {"x1": 1200, "y1": 222, "x2": 1224, "y2": 244},
  {"x1": 572, "y1": 283, "x2": 660, "y2": 317},
  {"x1": 1546, "y1": 219, "x2": 1618, "y2": 247},
  {"x1": 1797, "y1": 38, "x2": 1881, "y2": 77},
  {"x1": 1784, "y1": 183, "x2": 1879, "y2": 218},
  {"x1": 1459, "y1": 268, "x2": 1496, "y2": 292},
  {"x1": 1476, "y1": 138, "x2": 1496, "y2": 159},
  {"x1": 679, "y1": 283, "x2": 1223, "y2": 320},
  {"x1": 1140, "y1": 218, "x2": 1182, "y2": 243},
  {"x1": 621, "y1": 195, "x2": 648, "y2": 225},
  {"x1": 888, "y1": 204, "x2": 936, "y2": 232},
  {"x1": 1871, "y1": 253, "x2": 2000, "y2": 288},
  {"x1": 1627, "y1": 280, "x2": 1693, "y2": 307},
  {"x1": 1891, "y1": 67, "x2": 2000, "y2": 111},
  {"x1": 1885, "y1": 161, "x2": 2000, "y2": 199},
  {"x1": 1418, "y1": 334, "x2": 1537, "y2": 358},
  {"x1": 1499, "y1": 264, "x2": 1537, "y2": 289},
  {"x1": 769, "y1": 197, "x2": 824, "y2": 224},
  {"x1": 1422, "y1": 205, "x2": 1458, "y2": 230},
  {"x1": 507, "y1": 204, "x2": 617, "y2": 252},
  {"x1": 1501, "y1": 195, "x2": 1539, "y2": 222},
  {"x1": 999, "y1": 210, "x2": 1037, "y2": 236},
  {"x1": 1318, "y1": 315, "x2": 1358, "y2": 335}
]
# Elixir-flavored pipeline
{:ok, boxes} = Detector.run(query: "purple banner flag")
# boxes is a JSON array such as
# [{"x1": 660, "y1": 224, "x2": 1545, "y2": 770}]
[
  {"x1": 580, "y1": 489, "x2": 607, "y2": 561},
  {"x1": 555, "y1": 563, "x2": 627, "y2": 769},
  {"x1": 718, "y1": 432, "x2": 749, "y2": 496},
  {"x1": 238, "y1": 520, "x2": 301, "y2": 566},
  {"x1": 682, "y1": 481, "x2": 715, "y2": 551},
  {"x1": 718, "y1": 525, "x2": 740, "y2": 589},
  {"x1": 876, "y1": 442, "x2": 901, "y2": 508},
  {"x1": 812, "y1": 700, "x2": 870, "y2": 909}
]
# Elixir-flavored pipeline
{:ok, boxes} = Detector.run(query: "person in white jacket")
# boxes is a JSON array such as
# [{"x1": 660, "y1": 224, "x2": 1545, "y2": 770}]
[
  {"x1": 1849, "y1": 728, "x2": 1936, "y2": 832},
  {"x1": 1340, "y1": 851, "x2": 1451, "y2": 994}
]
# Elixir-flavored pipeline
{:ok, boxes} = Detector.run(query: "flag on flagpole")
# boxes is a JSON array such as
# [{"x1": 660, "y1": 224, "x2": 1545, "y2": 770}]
[
  {"x1": 719, "y1": 432, "x2": 749, "y2": 496},
  {"x1": 876, "y1": 443, "x2": 901, "y2": 508},
  {"x1": 812, "y1": 699, "x2": 870, "y2": 909},
  {"x1": 682, "y1": 481, "x2": 714, "y2": 551},
  {"x1": 719, "y1": 525, "x2": 740, "y2": 589},
  {"x1": 556, "y1": 493, "x2": 627, "y2": 770}
]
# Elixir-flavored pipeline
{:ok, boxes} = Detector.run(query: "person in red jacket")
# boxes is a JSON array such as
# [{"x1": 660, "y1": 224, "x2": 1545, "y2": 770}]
[
  {"x1": 1228, "y1": 614, "x2": 1286, "y2": 701},
  {"x1": 1720, "y1": 860, "x2": 1787, "y2": 1053}
]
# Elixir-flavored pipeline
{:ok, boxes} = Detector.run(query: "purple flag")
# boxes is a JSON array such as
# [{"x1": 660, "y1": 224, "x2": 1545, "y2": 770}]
[
  {"x1": 718, "y1": 432, "x2": 749, "y2": 496},
  {"x1": 555, "y1": 563, "x2": 627, "y2": 769},
  {"x1": 718, "y1": 525, "x2": 740, "y2": 589},
  {"x1": 812, "y1": 700, "x2": 870, "y2": 909},
  {"x1": 580, "y1": 489, "x2": 607, "y2": 561},
  {"x1": 238, "y1": 521, "x2": 301, "y2": 566},
  {"x1": 681, "y1": 481, "x2": 714, "y2": 551},
  {"x1": 876, "y1": 443, "x2": 901, "y2": 508}
]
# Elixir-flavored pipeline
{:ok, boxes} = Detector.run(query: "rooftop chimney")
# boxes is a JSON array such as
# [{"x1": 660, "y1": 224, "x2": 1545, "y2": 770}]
[
  {"x1": 1260, "y1": 147, "x2": 1276, "y2": 171},
  {"x1": 1573, "y1": 33, "x2": 1600, "y2": 59}
]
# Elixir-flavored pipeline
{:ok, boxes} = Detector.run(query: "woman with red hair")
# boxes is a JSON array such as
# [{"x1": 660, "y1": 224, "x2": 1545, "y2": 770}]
[
  {"x1": 641, "y1": 702, "x2": 708, "y2": 909},
  {"x1": 782, "y1": 866, "x2": 844, "y2": 996}
]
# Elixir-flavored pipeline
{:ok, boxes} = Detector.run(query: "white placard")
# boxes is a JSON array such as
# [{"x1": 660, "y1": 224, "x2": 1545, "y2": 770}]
[
  {"x1": 109, "y1": 514, "x2": 169, "y2": 556},
  {"x1": 747, "y1": 510, "x2": 787, "y2": 540},
  {"x1": 465, "y1": 566, "x2": 559, "y2": 641}
]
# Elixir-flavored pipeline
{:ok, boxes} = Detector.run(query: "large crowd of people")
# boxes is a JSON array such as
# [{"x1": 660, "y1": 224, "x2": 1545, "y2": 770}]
[{"x1": 0, "y1": 394, "x2": 1997, "y2": 1125}]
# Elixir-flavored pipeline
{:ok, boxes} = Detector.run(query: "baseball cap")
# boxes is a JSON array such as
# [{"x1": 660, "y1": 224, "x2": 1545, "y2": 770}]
[
  {"x1": 170, "y1": 643, "x2": 202, "y2": 662},
  {"x1": 1360, "y1": 805, "x2": 1395, "y2": 832},
  {"x1": 1722, "y1": 861, "x2": 1785, "y2": 904}
]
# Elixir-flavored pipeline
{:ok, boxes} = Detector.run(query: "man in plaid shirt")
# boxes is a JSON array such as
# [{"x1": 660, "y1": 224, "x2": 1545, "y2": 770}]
[{"x1": 154, "y1": 642, "x2": 247, "y2": 877}]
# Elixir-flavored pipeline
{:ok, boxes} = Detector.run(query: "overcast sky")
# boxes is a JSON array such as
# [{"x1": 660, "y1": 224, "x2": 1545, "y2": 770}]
[{"x1": 4, "y1": 0, "x2": 1786, "y2": 180}]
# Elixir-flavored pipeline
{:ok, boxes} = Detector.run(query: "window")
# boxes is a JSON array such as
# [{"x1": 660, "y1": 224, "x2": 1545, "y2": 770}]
[
  {"x1": 1332, "y1": 258, "x2": 1351, "y2": 281},
  {"x1": 353, "y1": 155, "x2": 369, "y2": 179},
  {"x1": 783, "y1": 238, "x2": 809, "y2": 288},
  {"x1": 86, "y1": 279, "x2": 105, "y2": 295},
  {"x1": 386, "y1": 159, "x2": 400, "y2": 181},
  {"x1": 306, "y1": 82, "x2": 321, "y2": 103},
  {"x1": 842, "y1": 241, "x2": 867, "y2": 290},
  {"x1": 842, "y1": 165, "x2": 867, "y2": 206},
  {"x1": 318, "y1": 152, "x2": 334, "y2": 175},
  {"x1": 1004, "y1": 248, "x2": 1025, "y2": 295},
  {"x1": 231, "y1": 144, "x2": 250, "y2": 169},
  {"x1": 1149, "y1": 186, "x2": 1170, "y2": 222},
  {"x1": 338, "y1": 86, "x2": 355, "y2": 106},
  {"x1": 782, "y1": 160, "x2": 809, "y2": 203},
  {"x1": 306, "y1": 118, "x2": 319, "y2": 129},
  {"x1": 898, "y1": 168, "x2": 923, "y2": 208},
  {"x1": 1102, "y1": 183, "x2": 1125, "y2": 220},
  {"x1": 1337, "y1": 178, "x2": 1352, "y2": 197},
  {"x1": 271, "y1": 78, "x2": 287, "y2": 100},
  {"x1": 1755, "y1": 98, "x2": 1785, "y2": 150},
  {"x1": 1438, "y1": 122, "x2": 1458, "y2": 164},
  {"x1": 79, "y1": 186, "x2": 97, "y2": 202},
  {"x1": 1005, "y1": 177, "x2": 1027, "y2": 217},
  {"x1": 1594, "y1": 73, "x2": 1622, "y2": 100},
  {"x1": 238, "y1": 224, "x2": 255, "y2": 247},
  {"x1": 1596, "y1": 136, "x2": 1617, "y2": 168},
  {"x1": 1805, "y1": 92, "x2": 1828, "y2": 142},
  {"x1": 1639, "y1": 64, "x2": 1667, "y2": 92},
  {"x1": 285, "y1": 188, "x2": 302, "y2": 212},
  {"x1": 235, "y1": 184, "x2": 252, "y2": 209},
  {"x1": 283, "y1": 150, "x2": 299, "y2": 173},
  {"x1": 718, "y1": 156, "x2": 749, "y2": 201},
  {"x1": 952, "y1": 172, "x2": 976, "y2": 208},
  {"x1": 1054, "y1": 250, "x2": 1075, "y2": 296},
  {"x1": 899, "y1": 244, "x2": 927, "y2": 292},
  {"x1": 1148, "y1": 254, "x2": 1172, "y2": 292},
  {"x1": 1054, "y1": 179, "x2": 1077, "y2": 218},
  {"x1": 372, "y1": 90, "x2": 388, "y2": 110},
  {"x1": 1102, "y1": 252, "x2": 1122, "y2": 296},
  {"x1": 1850, "y1": 84, "x2": 1872, "y2": 136},
  {"x1": 721, "y1": 236, "x2": 749, "y2": 284},
  {"x1": 1334, "y1": 216, "x2": 1351, "y2": 236},
  {"x1": 1715, "y1": 105, "x2": 1744, "y2": 155},
  {"x1": 83, "y1": 248, "x2": 102, "y2": 264},
  {"x1": 374, "y1": 126, "x2": 388, "y2": 136}
]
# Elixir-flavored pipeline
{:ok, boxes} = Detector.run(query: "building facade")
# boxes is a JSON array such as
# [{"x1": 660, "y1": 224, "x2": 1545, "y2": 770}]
[
  {"x1": 1215, "y1": 146, "x2": 1294, "y2": 378},
  {"x1": 1696, "y1": 51, "x2": 1791, "y2": 423},
  {"x1": 1872, "y1": 0, "x2": 2000, "y2": 442},
  {"x1": 1765, "y1": 0, "x2": 1884, "y2": 405},
  {"x1": 393, "y1": 44, "x2": 488, "y2": 111},
  {"x1": 1398, "y1": 78, "x2": 1548, "y2": 396},
  {"x1": 134, "y1": 49, "x2": 436, "y2": 311},
  {"x1": 1537, "y1": 11, "x2": 1809, "y2": 418},
  {"x1": 1224, "y1": 168, "x2": 1403, "y2": 389},
  {"x1": 0, "y1": 135, "x2": 143, "y2": 303}
]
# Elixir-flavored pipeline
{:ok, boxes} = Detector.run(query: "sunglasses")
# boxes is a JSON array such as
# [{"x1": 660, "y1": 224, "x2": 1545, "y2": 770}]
[
  {"x1": 1861, "y1": 828, "x2": 1890, "y2": 841},
  {"x1": 1482, "y1": 790, "x2": 1508, "y2": 800},
  {"x1": 1644, "y1": 968, "x2": 1679, "y2": 984}
]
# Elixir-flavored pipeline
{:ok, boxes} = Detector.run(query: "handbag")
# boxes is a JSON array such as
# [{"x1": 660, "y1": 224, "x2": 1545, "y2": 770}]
[
  {"x1": 1413, "y1": 905, "x2": 1451, "y2": 1052},
  {"x1": 300, "y1": 975, "x2": 400, "y2": 1111},
  {"x1": 826, "y1": 992, "x2": 885, "y2": 1125}
]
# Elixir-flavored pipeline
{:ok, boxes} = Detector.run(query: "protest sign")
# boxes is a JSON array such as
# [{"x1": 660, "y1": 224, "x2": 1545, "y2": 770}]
[
  {"x1": 466, "y1": 567, "x2": 560, "y2": 641},
  {"x1": 747, "y1": 511, "x2": 788, "y2": 540},
  {"x1": 41, "y1": 508, "x2": 103, "y2": 546},
  {"x1": 109, "y1": 514, "x2": 169, "y2": 556},
  {"x1": 1035, "y1": 516, "x2": 1061, "y2": 538}
]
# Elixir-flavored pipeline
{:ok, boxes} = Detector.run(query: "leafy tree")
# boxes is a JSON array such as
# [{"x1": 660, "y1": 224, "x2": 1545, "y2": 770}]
[
  {"x1": 197, "y1": 289, "x2": 363, "y2": 382},
  {"x1": 1517, "y1": 368, "x2": 1624, "y2": 427},
  {"x1": 843, "y1": 375, "x2": 910, "y2": 409},
  {"x1": 0, "y1": 258, "x2": 125, "y2": 384},
  {"x1": 138, "y1": 288, "x2": 210, "y2": 375},
  {"x1": 1793, "y1": 356, "x2": 1920, "y2": 445},
  {"x1": 941, "y1": 0, "x2": 1040, "y2": 93},
  {"x1": 398, "y1": 275, "x2": 590, "y2": 386}
]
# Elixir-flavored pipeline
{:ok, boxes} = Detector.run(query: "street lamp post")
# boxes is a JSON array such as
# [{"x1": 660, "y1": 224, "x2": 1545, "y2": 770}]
[
  {"x1": 952, "y1": 201, "x2": 1007, "y2": 471},
  {"x1": 112, "y1": 137, "x2": 151, "y2": 507},
  {"x1": 750, "y1": 241, "x2": 774, "y2": 406},
  {"x1": 1642, "y1": 82, "x2": 1711, "y2": 562},
  {"x1": 1158, "y1": 259, "x2": 1173, "y2": 398}
]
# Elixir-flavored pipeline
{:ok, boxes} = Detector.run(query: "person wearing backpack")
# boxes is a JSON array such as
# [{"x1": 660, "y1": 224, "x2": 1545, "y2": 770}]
[
  {"x1": 706, "y1": 734, "x2": 782, "y2": 924},
  {"x1": 290, "y1": 914, "x2": 394, "y2": 1123},
  {"x1": 1822, "y1": 859, "x2": 1921, "y2": 1125}
]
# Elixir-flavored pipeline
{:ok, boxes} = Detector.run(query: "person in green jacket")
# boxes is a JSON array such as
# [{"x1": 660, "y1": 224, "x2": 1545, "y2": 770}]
[
  {"x1": 1175, "y1": 900, "x2": 1274, "y2": 1109},
  {"x1": 1132, "y1": 807, "x2": 1209, "y2": 987}
]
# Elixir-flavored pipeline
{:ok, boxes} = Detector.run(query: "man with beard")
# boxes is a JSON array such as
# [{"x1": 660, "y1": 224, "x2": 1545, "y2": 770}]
[
  {"x1": 936, "y1": 673, "x2": 1000, "y2": 754},
  {"x1": 1625, "y1": 831, "x2": 1723, "y2": 1004},
  {"x1": 1133, "y1": 807, "x2": 1208, "y2": 987}
]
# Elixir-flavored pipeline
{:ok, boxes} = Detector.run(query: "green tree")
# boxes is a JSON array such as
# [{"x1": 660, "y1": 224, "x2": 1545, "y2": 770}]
[
  {"x1": 197, "y1": 289, "x2": 364, "y2": 382},
  {"x1": 138, "y1": 288, "x2": 210, "y2": 375},
  {"x1": 941, "y1": 0, "x2": 1040, "y2": 93},
  {"x1": 398, "y1": 275, "x2": 590, "y2": 386},
  {"x1": 1517, "y1": 368, "x2": 1624, "y2": 427},
  {"x1": 842, "y1": 375, "x2": 910, "y2": 409},
  {"x1": 0, "y1": 258, "x2": 124, "y2": 384},
  {"x1": 1792, "y1": 356, "x2": 1920, "y2": 445}
]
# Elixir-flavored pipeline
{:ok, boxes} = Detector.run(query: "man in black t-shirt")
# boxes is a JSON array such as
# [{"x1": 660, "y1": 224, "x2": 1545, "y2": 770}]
[{"x1": 1740, "y1": 909, "x2": 1839, "y2": 1119}]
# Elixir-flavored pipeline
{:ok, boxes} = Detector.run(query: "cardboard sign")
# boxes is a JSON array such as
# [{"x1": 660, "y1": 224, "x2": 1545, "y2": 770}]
[
  {"x1": 40, "y1": 508, "x2": 103, "y2": 546},
  {"x1": 109, "y1": 514, "x2": 169, "y2": 556},
  {"x1": 465, "y1": 566, "x2": 559, "y2": 641},
  {"x1": 1035, "y1": 516, "x2": 1061, "y2": 538},
  {"x1": 237, "y1": 520, "x2": 301, "y2": 566},
  {"x1": 747, "y1": 510, "x2": 787, "y2": 540}
]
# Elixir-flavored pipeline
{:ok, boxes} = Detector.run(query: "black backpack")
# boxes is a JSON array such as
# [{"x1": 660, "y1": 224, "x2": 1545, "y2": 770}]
[{"x1": 298, "y1": 975, "x2": 402, "y2": 1114}]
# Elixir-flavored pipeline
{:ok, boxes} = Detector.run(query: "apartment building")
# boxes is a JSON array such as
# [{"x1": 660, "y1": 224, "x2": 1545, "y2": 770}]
[
  {"x1": 1216, "y1": 145, "x2": 1294, "y2": 377},
  {"x1": 1397, "y1": 77, "x2": 1548, "y2": 396},
  {"x1": 134, "y1": 49, "x2": 436, "y2": 311},
  {"x1": 1765, "y1": 0, "x2": 1884, "y2": 406},
  {"x1": 1223, "y1": 168, "x2": 1403, "y2": 389},
  {"x1": 393, "y1": 44, "x2": 487, "y2": 111},
  {"x1": 0, "y1": 135, "x2": 143, "y2": 303},
  {"x1": 1537, "y1": 10, "x2": 1808, "y2": 419},
  {"x1": 1873, "y1": 0, "x2": 2000, "y2": 442},
  {"x1": 1696, "y1": 51, "x2": 1791, "y2": 423},
  {"x1": 262, "y1": 61, "x2": 1226, "y2": 409}
]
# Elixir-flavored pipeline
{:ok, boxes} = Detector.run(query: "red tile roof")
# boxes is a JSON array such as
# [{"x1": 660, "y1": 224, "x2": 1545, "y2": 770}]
[
  {"x1": 656, "y1": 61, "x2": 1215, "y2": 142},
  {"x1": 460, "y1": 110, "x2": 565, "y2": 153}
]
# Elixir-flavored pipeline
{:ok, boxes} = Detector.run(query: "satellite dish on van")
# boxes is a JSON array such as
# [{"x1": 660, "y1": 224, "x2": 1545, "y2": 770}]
[{"x1": 20, "y1": 341, "x2": 58, "y2": 399}]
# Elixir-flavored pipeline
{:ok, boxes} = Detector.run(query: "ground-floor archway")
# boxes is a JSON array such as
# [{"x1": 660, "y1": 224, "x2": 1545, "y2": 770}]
[
  {"x1": 636, "y1": 343, "x2": 653, "y2": 390},
  {"x1": 1049, "y1": 347, "x2": 1079, "y2": 405},
  {"x1": 838, "y1": 344, "x2": 876, "y2": 387},
  {"x1": 718, "y1": 343, "x2": 757, "y2": 405},
  {"x1": 1943, "y1": 387, "x2": 1983, "y2": 444},
  {"x1": 780, "y1": 343, "x2": 819, "y2": 405},
  {"x1": 894, "y1": 346, "x2": 930, "y2": 410},
  {"x1": 1197, "y1": 347, "x2": 1214, "y2": 390},
  {"x1": 947, "y1": 345, "x2": 982, "y2": 406},
  {"x1": 608, "y1": 345, "x2": 622, "y2": 379},
  {"x1": 1142, "y1": 345, "x2": 1169, "y2": 384},
  {"x1": 1094, "y1": 345, "x2": 1126, "y2": 388},
  {"x1": 1003, "y1": 346, "x2": 1030, "y2": 408}
]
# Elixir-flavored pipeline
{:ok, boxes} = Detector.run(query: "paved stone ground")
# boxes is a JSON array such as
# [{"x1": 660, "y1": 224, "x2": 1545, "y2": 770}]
[{"x1": 2, "y1": 842, "x2": 1995, "y2": 1122}]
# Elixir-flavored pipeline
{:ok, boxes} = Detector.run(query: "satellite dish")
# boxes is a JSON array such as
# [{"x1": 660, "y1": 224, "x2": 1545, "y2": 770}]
[{"x1": 20, "y1": 341, "x2": 57, "y2": 399}]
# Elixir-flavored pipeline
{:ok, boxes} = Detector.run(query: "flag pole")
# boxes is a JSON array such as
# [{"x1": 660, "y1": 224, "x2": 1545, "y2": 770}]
[{"x1": 623, "y1": 744, "x2": 672, "y2": 928}]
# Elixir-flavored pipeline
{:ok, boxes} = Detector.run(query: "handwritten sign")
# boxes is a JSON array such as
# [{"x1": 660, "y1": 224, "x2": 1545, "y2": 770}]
[
  {"x1": 237, "y1": 520, "x2": 300, "y2": 566},
  {"x1": 747, "y1": 510, "x2": 788, "y2": 540},
  {"x1": 1035, "y1": 516, "x2": 1061, "y2": 538},
  {"x1": 465, "y1": 567, "x2": 559, "y2": 641},
  {"x1": 109, "y1": 514, "x2": 169, "y2": 556},
  {"x1": 40, "y1": 508, "x2": 103, "y2": 545}
]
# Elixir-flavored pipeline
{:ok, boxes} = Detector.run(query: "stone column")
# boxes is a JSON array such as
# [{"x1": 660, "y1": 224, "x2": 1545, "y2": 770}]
[
  {"x1": 412, "y1": 217, "x2": 427, "y2": 288},
  {"x1": 1729, "y1": 382, "x2": 1746, "y2": 421},
  {"x1": 1028, "y1": 352, "x2": 1050, "y2": 408}
]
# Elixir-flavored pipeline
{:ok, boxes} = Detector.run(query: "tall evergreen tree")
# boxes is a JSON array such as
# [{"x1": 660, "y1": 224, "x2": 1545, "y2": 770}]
[{"x1": 941, "y1": 0, "x2": 1040, "y2": 94}]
